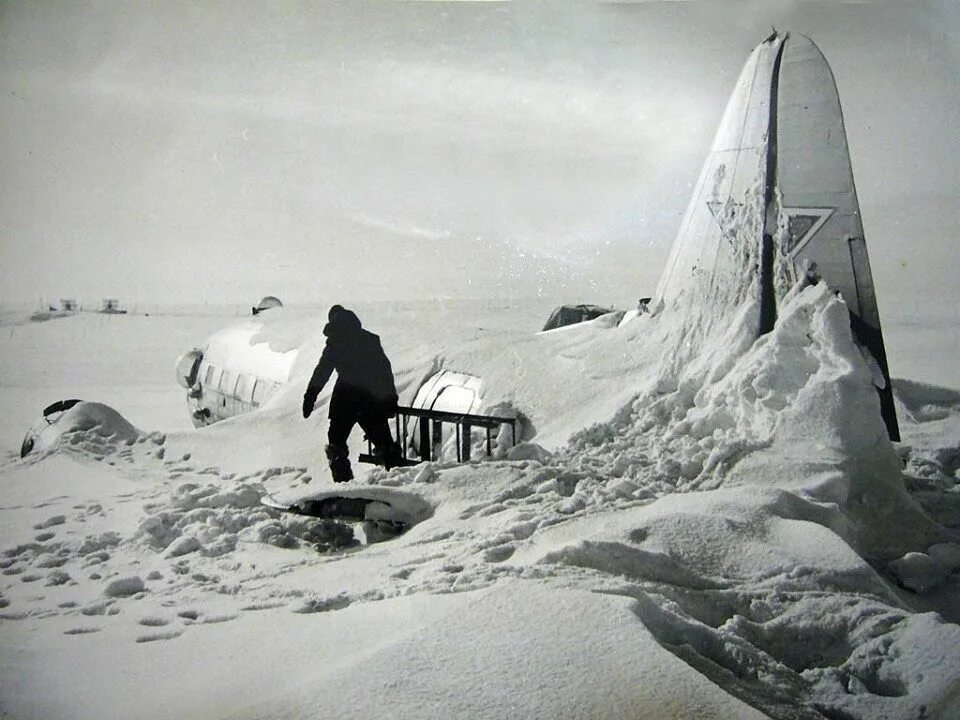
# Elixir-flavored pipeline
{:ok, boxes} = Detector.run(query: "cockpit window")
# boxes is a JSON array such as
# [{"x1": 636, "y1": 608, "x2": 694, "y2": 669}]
[
  {"x1": 204, "y1": 364, "x2": 220, "y2": 388},
  {"x1": 175, "y1": 350, "x2": 203, "y2": 388},
  {"x1": 42, "y1": 399, "x2": 82, "y2": 418}
]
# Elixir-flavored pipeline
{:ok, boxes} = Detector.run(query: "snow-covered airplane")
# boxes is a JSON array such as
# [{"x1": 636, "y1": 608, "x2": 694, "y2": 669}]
[
  {"x1": 172, "y1": 299, "x2": 497, "y2": 468},
  {"x1": 171, "y1": 31, "x2": 898, "y2": 442},
  {"x1": 173, "y1": 302, "x2": 486, "y2": 431},
  {"x1": 21, "y1": 31, "x2": 898, "y2": 460}
]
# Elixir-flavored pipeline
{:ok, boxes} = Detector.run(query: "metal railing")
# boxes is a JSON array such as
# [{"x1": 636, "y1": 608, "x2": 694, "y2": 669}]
[{"x1": 359, "y1": 405, "x2": 517, "y2": 467}]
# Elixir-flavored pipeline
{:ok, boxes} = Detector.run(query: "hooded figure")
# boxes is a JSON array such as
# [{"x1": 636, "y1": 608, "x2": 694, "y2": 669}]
[{"x1": 302, "y1": 305, "x2": 401, "y2": 482}]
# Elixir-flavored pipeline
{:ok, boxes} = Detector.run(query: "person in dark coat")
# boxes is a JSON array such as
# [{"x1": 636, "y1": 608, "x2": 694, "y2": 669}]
[{"x1": 302, "y1": 305, "x2": 402, "y2": 482}]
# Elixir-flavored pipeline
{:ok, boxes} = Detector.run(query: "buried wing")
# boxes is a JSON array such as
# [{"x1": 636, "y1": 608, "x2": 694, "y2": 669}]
[{"x1": 655, "y1": 32, "x2": 899, "y2": 440}]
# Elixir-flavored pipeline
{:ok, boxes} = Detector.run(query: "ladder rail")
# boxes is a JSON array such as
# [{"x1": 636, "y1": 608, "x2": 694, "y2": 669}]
[{"x1": 359, "y1": 405, "x2": 518, "y2": 467}]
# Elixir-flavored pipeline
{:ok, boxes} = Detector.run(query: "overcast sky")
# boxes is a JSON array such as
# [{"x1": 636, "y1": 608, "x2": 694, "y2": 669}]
[{"x1": 1, "y1": 1, "x2": 957, "y2": 311}]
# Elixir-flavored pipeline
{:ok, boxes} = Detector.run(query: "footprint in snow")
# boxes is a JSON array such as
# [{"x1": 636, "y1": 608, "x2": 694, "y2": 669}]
[
  {"x1": 64, "y1": 627, "x2": 101, "y2": 635},
  {"x1": 32, "y1": 496, "x2": 70, "y2": 509},
  {"x1": 199, "y1": 614, "x2": 237, "y2": 625},
  {"x1": 82, "y1": 551, "x2": 110, "y2": 567},
  {"x1": 240, "y1": 601, "x2": 287, "y2": 611},
  {"x1": 399, "y1": 553, "x2": 445, "y2": 568},
  {"x1": 414, "y1": 530, "x2": 456, "y2": 545},
  {"x1": 138, "y1": 616, "x2": 170, "y2": 627},
  {"x1": 33, "y1": 515, "x2": 66, "y2": 530},
  {"x1": 292, "y1": 594, "x2": 352, "y2": 614},
  {"x1": 477, "y1": 504, "x2": 509, "y2": 517},
  {"x1": 102, "y1": 576, "x2": 144, "y2": 598},
  {"x1": 483, "y1": 544, "x2": 516, "y2": 563},
  {"x1": 81, "y1": 601, "x2": 116, "y2": 616},
  {"x1": 136, "y1": 630, "x2": 182, "y2": 643},
  {"x1": 44, "y1": 570, "x2": 71, "y2": 586}
]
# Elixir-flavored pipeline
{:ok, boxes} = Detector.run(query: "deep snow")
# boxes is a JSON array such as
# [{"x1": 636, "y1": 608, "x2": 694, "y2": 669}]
[{"x1": 1, "y1": 288, "x2": 959, "y2": 720}]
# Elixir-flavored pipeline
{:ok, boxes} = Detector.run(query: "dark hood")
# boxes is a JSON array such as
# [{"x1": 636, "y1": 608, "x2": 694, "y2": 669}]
[{"x1": 323, "y1": 308, "x2": 362, "y2": 337}]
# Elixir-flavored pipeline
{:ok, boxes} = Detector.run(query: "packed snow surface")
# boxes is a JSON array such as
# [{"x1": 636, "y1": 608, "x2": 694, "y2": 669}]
[{"x1": 1, "y1": 290, "x2": 959, "y2": 720}]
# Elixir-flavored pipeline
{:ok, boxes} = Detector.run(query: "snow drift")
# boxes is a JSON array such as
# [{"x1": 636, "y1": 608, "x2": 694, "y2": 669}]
[{"x1": 2, "y1": 275, "x2": 959, "y2": 720}]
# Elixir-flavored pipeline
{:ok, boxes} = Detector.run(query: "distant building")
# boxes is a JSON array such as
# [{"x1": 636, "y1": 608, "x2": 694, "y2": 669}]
[
  {"x1": 100, "y1": 298, "x2": 127, "y2": 314},
  {"x1": 59, "y1": 299, "x2": 78, "y2": 312}
]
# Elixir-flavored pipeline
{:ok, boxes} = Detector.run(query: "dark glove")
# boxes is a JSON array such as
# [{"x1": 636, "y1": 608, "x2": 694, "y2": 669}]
[
  {"x1": 302, "y1": 396, "x2": 313, "y2": 419},
  {"x1": 384, "y1": 394, "x2": 398, "y2": 419}
]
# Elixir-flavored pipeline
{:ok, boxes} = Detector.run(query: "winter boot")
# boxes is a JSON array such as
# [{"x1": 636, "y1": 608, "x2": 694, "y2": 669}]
[
  {"x1": 325, "y1": 444, "x2": 354, "y2": 483},
  {"x1": 373, "y1": 441, "x2": 405, "y2": 470},
  {"x1": 383, "y1": 441, "x2": 405, "y2": 470}
]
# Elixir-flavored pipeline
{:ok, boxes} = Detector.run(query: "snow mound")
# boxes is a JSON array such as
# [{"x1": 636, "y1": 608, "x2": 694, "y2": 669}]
[
  {"x1": 21, "y1": 401, "x2": 142, "y2": 461},
  {"x1": 137, "y1": 480, "x2": 271, "y2": 557},
  {"x1": 564, "y1": 284, "x2": 887, "y2": 493}
]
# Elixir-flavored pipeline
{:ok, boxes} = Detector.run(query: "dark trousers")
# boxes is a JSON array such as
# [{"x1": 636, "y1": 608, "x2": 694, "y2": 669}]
[{"x1": 327, "y1": 384, "x2": 395, "y2": 455}]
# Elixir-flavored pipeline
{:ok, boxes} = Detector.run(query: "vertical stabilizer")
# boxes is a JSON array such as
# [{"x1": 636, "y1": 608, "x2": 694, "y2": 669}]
[
  {"x1": 655, "y1": 33, "x2": 900, "y2": 440},
  {"x1": 774, "y1": 34, "x2": 899, "y2": 440}
]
